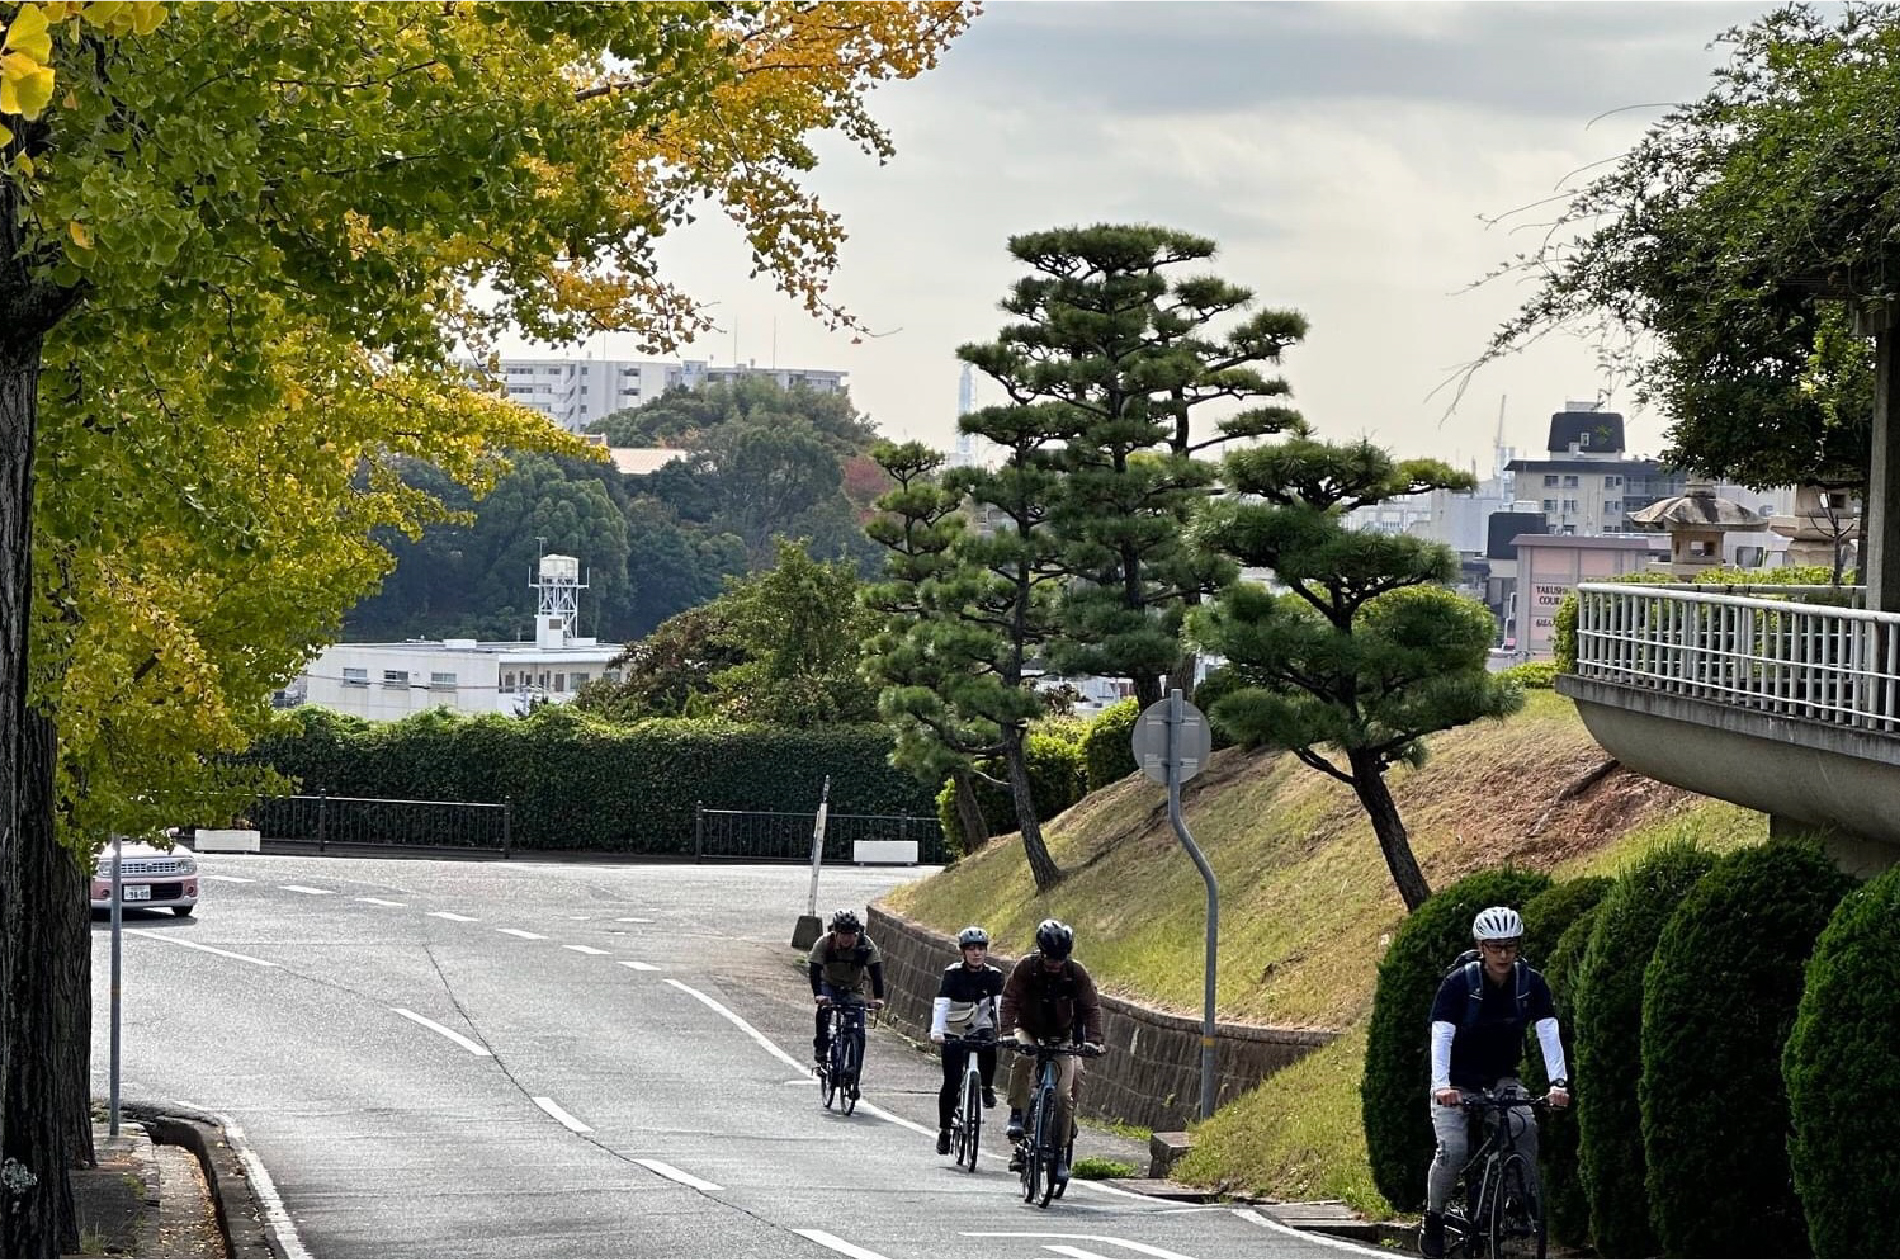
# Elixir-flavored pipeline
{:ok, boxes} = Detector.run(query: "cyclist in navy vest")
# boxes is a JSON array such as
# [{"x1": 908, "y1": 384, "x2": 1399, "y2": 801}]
[
  {"x1": 1421, "y1": 906, "x2": 1571, "y2": 1259},
  {"x1": 929, "y1": 924, "x2": 1005, "y2": 1155}
]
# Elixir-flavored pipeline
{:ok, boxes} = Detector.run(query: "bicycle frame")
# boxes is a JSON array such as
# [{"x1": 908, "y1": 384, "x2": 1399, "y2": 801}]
[
  {"x1": 1442, "y1": 1091, "x2": 1549, "y2": 1258},
  {"x1": 1012, "y1": 1042, "x2": 1096, "y2": 1208},
  {"x1": 942, "y1": 1030, "x2": 994, "y2": 1170},
  {"x1": 818, "y1": 996, "x2": 871, "y2": 1115}
]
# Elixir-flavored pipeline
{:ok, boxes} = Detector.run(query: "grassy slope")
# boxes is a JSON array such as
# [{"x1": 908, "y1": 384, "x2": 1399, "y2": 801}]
[{"x1": 879, "y1": 692, "x2": 1767, "y2": 1214}]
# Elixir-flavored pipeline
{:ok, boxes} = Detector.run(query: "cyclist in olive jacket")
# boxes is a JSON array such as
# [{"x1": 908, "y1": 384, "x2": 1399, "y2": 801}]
[{"x1": 808, "y1": 908, "x2": 886, "y2": 1067}]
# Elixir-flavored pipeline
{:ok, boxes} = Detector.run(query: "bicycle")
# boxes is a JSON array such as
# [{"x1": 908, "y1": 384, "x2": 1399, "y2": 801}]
[
  {"x1": 941, "y1": 1029, "x2": 996, "y2": 1170},
  {"x1": 1435, "y1": 1089, "x2": 1551, "y2": 1258},
  {"x1": 817, "y1": 994, "x2": 873, "y2": 1115},
  {"x1": 1011, "y1": 1041, "x2": 1100, "y2": 1207}
]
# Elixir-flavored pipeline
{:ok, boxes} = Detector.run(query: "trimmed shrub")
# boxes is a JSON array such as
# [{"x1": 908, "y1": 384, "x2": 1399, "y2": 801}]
[
  {"x1": 1191, "y1": 668, "x2": 1241, "y2": 751},
  {"x1": 240, "y1": 705, "x2": 940, "y2": 855},
  {"x1": 933, "y1": 732, "x2": 1088, "y2": 852},
  {"x1": 1361, "y1": 867, "x2": 1553, "y2": 1212},
  {"x1": 1081, "y1": 697, "x2": 1141, "y2": 791},
  {"x1": 1784, "y1": 862, "x2": 1900, "y2": 1259},
  {"x1": 1538, "y1": 900, "x2": 1607, "y2": 1253},
  {"x1": 1520, "y1": 876, "x2": 1613, "y2": 967},
  {"x1": 1572, "y1": 841, "x2": 1716, "y2": 1259},
  {"x1": 1641, "y1": 840, "x2": 1851, "y2": 1258},
  {"x1": 1498, "y1": 660, "x2": 1557, "y2": 690}
]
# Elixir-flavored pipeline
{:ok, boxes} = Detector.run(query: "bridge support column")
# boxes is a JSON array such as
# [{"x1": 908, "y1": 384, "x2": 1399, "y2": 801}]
[{"x1": 1770, "y1": 813, "x2": 1891, "y2": 880}]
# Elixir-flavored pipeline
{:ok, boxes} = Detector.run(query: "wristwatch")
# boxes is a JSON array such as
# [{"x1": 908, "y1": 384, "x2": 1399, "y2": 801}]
[{"x1": 1550, "y1": 1078, "x2": 1569, "y2": 1090}]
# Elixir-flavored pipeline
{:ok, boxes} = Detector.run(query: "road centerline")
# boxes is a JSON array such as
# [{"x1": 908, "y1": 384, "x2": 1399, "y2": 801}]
[
  {"x1": 633, "y1": 1158, "x2": 722, "y2": 1193},
  {"x1": 793, "y1": 1229, "x2": 890, "y2": 1260},
  {"x1": 392, "y1": 1008, "x2": 492, "y2": 1057},
  {"x1": 531, "y1": 1096, "x2": 593, "y2": 1134}
]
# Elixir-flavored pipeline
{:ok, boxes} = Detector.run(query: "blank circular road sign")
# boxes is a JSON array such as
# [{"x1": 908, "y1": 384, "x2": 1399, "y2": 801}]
[{"x1": 1131, "y1": 698, "x2": 1213, "y2": 785}]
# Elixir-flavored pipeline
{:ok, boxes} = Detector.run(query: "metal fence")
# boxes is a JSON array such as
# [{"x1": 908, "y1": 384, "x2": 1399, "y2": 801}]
[
  {"x1": 251, "y1": 793, "x2": 511, "y2": 855},
  {"x1": 693, "y1": 806, "x2": 945, "y2": 864},
  {"x1": 1574, "y1": 582, "x2": 1900, "y2": 734}
]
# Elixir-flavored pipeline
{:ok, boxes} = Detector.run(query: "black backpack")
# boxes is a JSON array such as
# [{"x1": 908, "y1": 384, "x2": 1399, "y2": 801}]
[{"x1": 1446, "y1": 949, "x2": 1532, "y2": 1028}]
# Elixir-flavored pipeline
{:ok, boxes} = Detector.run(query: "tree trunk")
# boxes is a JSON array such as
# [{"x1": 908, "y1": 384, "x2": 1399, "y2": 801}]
[
  {"x1": 4, "y1": 713, "x2": 78, "y2": 1256},
  {"x1": 0, "y1": 332, "x2": 50, "y2": 1256},
  {"x1": 950, "y1": 767, "x2": 990, "y2": 855},
  {"x1": 1348, "y1": 749, "x2": 1432, "y2": 912},
  {"x1": 1003, "y1": 726, "x2": 1061, "y2": 892},
  {"x1": 1133, "y1": 674, "x2": 1162, "y2": 711},
  {"x1": 44, "y1": 726, "x2": 92, "y2": 1175}
]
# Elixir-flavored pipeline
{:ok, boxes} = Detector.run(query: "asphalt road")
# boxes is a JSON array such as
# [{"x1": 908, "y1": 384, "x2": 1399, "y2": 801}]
[{"x1": 90, "y1": 854, "x2": 1379, "y2": 1259}]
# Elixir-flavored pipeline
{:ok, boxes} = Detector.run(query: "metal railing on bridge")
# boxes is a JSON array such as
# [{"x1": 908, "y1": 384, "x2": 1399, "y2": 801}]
[
  {"x1": 251, "y1": 793, "x2": 511, "y2": 856},
  {"x1": 1573, "y1": 583, "x2": 1900, "y2": 734},
  {"x1": 693, "y1": 805, "x2": 945, "y2": 864}
]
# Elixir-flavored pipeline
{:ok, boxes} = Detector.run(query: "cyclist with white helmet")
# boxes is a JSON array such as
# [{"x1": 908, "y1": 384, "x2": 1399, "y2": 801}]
[
  {"x1": 1421, "y1": 905, "x2": 1571, "y2": 1258},
  {"x1": 930, "y1": 924, "x2": 1005, "y2": 1154}
]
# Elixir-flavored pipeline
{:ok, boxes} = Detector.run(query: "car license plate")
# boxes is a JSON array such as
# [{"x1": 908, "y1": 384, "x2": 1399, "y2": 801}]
[{"x1": 124, "y1": 885, "x2": 151, "y2": 901}]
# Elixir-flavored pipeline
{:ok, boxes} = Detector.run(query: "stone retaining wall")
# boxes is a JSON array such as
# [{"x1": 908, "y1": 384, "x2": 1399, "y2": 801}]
[{"x1": 868, "y1": 905, "x2": 1338, "y2": 1132}]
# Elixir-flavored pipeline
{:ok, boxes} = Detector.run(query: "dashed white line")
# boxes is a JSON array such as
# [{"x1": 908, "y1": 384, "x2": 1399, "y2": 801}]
[
  {"x1": 1231, "y1": 1208, "x2": 1391, "y2": 1256},
  {"x1": 618, "y1": 961, "x2": 659, "y2": 971},
  {"x1": 634, "y1": 1158, "x2": 722, "y2": 1193},
  {"x1": 532, "y1": 1096, "x2": 593, "y2": 1133},
  {"x1": 215, "y1": 1111, "x2": 311, "y2": 1259},
  {"x1": 203, "y1": 874, "x2": 255, "y2": 884},
  {"x1": 355, "y1": 897, "x2": 406, "y2": 907},
  {"x1": 616, "y1": 916, "x2": 654, "y2": 923},
  {"x1": 427, "y1": 911, "x2": 479, "y2": 922},
  {"x1": 564, "y1": 944, "x2": 609, "y2": 956},
  {"x1": 662, "y1": 979, "x2": 807, "y2": 1072},
  {"x1": 793, "y1": 1229, "x2": 888, "y2": 1260},
  {"x1": 392, "y1": 1008, "x2": 491, "y2": 1056},
  {"x1": 1044, "y1": 1247, "x2": 1117, "y2": 1260},
  {"x1": 498, "y1": 928, "x2": 548, "y2": 940},
  {"x1": 964, "y1": 1237, "x2": 1188, "y2": 1260},
  {"x1": 127, "y1": 931, "x2": 277, "y2": 968},
  {"x1": 280, "y1": 885, "x2": 333, "y2": 895}
]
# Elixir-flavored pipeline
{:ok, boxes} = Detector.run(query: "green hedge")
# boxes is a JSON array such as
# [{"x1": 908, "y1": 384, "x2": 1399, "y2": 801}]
[
  {"x1": 933, "y1": 731, "x2": 1087, "y2": 853},
  {"x1": 1785, "y1": 862, "x2": 1900, "y2": 1259},
  {"x1": 241, "y1": 704, "x2": 940, "y2": 855},
  {"x1": 1572, "y1": 841, "x2": 1716, "y2": 1259},
  {"x1": 1081, "y1": 697, "x2": 1141, "y2": 791},
  {"x1": 1520, "y1": 876, "x2": 1612, "y2": 966},
  {"x1": 1539, "y1": 900, "x2": 1608, "y2": 1253},
  {"x1": 1498, "y1": 660, "x2": 1557, "y2": 691},
  {"x1": 1641, "y1": 840, "x2": 1851, "y2": 1258},
  {"x1": 1361, "y1": 867, "x2": 1553, "y2": 1212}
]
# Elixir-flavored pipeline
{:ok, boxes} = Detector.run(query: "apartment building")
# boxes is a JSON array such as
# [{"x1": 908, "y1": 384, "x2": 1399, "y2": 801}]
[{"x1": 497, "y1": 356, "x2": 847, "y2": 432}]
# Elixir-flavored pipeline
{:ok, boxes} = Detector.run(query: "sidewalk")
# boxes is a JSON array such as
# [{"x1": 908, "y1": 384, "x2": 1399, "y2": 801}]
[{"x1": 70, "y1": 1105, "x2": 274, "y2": 1259}]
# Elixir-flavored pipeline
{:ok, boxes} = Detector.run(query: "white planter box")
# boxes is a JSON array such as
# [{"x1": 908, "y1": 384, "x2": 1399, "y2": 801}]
[
  {"x1": 853, "y1": 839, "x2": 917, "y2": 866},
  {"x1": 193, "y1": 828, "x2": 261, "y2": 853}
]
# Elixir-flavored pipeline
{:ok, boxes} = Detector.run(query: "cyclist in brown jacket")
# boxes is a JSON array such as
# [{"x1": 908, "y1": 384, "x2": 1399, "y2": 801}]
[{"x1": 1000, "y1": 919, "x2": 1104, "y2": 1183}]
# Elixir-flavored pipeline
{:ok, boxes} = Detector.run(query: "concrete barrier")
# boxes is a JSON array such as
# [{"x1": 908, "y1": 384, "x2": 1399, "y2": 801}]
[
  {"x1": 868, "y1": 904, "x2": 1338, "y2": 1132},
  {"x1": 853, "y1": 839, "x2": 918, "y2": 865},
  {"x1": 192, "y1": 829, "x2": 261, "y2": 853}
]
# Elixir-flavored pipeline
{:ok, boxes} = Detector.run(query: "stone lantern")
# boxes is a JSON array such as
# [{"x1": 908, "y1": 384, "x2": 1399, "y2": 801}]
[
  {"x1": 1768, "y1": 484, "x2": 1861, "y2": 572},
  {"x1": 1628, "y1": 482, "x2": 1768, "y2": 578}
]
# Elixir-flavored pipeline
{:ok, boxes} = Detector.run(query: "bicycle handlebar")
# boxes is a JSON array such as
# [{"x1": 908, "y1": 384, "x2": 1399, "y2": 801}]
[
  {"x1": 1460, "y1": 1092, "x2": 1558, "y2": 1110},
  {"x1": 1010, "y1": 1041, "x2": 1103, "y2": 1059},
  {"x1": 940, "y1": 1032, "x2": 998, "y2": 1049}
]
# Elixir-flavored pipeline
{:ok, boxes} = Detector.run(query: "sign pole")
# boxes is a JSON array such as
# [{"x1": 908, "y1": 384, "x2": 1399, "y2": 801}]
[
  {"x1": 109, "y1": 834, "x2": 123, "y2": 1138},
  {"x1": 790, "y1": 777, "x2": 831, "y2": 949}
]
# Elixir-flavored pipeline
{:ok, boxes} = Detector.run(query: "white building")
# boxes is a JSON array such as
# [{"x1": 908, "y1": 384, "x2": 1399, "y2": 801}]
[
  {"x1": 297, "y1": 554, "x2": 625, "y2": 722},
  {"x1": 497, "y1": 356, "x2": 848, "y2": 432}
]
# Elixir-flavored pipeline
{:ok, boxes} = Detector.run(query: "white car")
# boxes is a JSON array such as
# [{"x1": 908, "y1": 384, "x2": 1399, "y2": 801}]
[{"x1": 90, "y1": 840, "x2": 199, "y2": 917}]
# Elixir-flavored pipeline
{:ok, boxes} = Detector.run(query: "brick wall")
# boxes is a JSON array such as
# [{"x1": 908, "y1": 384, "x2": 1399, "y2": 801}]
[{"x1": 868, "y1": 905, "x2": 1338, "y2": 1132}]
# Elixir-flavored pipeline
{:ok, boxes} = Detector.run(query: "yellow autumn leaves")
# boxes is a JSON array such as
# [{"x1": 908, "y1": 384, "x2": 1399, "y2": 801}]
[{"x1": 0, "y1": 1, "x2": 165, "y2": 144}]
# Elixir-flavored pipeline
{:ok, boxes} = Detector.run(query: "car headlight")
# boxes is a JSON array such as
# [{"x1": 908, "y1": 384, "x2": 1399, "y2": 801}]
[{"x1": 176, "y1": 855, "x2": 197, "y2": 875}]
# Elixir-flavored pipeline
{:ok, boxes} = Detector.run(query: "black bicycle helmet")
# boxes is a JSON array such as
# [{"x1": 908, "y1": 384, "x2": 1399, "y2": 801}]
[
  {"x1": 1035, "y1": 918, "x2": 1073, "y2": 961},
  {"x1": 956, "y1": 925, "x2": 989, "y2": 948},
  {"x1": 830, "y1": 908, "x2": 862, "y2": 933}
]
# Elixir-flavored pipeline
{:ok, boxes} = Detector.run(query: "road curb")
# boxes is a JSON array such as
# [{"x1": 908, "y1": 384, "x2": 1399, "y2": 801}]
[{"x1": 122, "y1": 1102, "x2": 279, "y2": 1259}]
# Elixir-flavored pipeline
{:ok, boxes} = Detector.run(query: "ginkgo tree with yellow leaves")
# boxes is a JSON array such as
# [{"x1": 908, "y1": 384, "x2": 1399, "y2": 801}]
[{"x1": 0, "y1": 2, "x2": 975, "y2": 1251}]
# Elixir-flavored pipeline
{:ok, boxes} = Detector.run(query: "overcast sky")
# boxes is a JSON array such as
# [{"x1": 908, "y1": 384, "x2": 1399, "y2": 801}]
[{"x1": 509, "y1": 0, "x2": 1786, "y2": 472}]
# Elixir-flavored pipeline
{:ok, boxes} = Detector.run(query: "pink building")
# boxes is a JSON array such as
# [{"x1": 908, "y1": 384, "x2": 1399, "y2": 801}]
[{"x1": 1511, "y1": 534, "x2": 1665, "y2": 659}]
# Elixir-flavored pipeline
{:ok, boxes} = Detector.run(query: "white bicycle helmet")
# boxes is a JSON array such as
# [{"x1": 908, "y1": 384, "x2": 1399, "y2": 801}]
[{"x1": 1472, "y1": 906, "x2": 1524, "y2": 942}]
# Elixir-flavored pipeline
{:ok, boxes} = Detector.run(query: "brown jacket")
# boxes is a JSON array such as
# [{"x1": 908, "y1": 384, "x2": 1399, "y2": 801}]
[{"x1": 1000, "y1": 954, "x2": 1103, "y2": 1044}]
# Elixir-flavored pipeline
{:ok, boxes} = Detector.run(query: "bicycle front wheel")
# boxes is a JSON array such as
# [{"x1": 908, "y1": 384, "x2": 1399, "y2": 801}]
[
  {"x1": 960, "y1": 1070, "x2": 982, "y2": 1170},
  {"x1": 1486, "y1": 1154, "x2": 1545, "y2": 1258},
  {"x1": 1033, "y1": 1085, "x2": 1058, "y2": 1207},
  {"x1": 1020, "y1": 1096, "x2": 1043, "y2": 1204}
]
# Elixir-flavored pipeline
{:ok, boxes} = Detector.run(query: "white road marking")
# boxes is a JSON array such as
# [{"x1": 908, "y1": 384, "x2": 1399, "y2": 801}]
[
  {"x1": 615, "y1": 916, "x2": 654, "y2": 923},
  {"x1": 964, "y1": 1236, "x2": 1190, "y2": 1260},
  {"x1": 215, "y1": 1111, "x2": 311, "y2": 1259},
  {"x1": 662, "y1": 978, "x2": 807, "y2": 1072},
  {"x1": 532, "y1": 1096, "x2": 592, "y2": 1133},
  {"x1": 203, "y1": 874, "x2": 255, "y2": 884},
  {"x1": 498, "y1": 928, "x2": 548, "y2": 940},
  {"x1": 392, "y1": 1008, "x2": 491, "y2": 1056},
  {"x1": 126, "y1": 931, "x2": 276, "y2": 968},
  {"x1": 854, "y1": 1096, "x2": 936, "y2": 1137},
  {"x1": 793, "y1": 1229, "x2": 889, "y2": 1260},
  {"x1": 1072, "y1": 1177, "x2": 1159, "y2": 1201},
  {"x1": 1045, "y1": 1247, "x2": 1117, "y2": 1260},
  {"x1": 1231, "y1": 1207, "x2": 1391, "y2": 1257},
  {"x1": 355, "y1": 897, "x2": 406, "y2": 907},
  {"x1": 618, "y1": 960, "x2": 659, "y2": 971},
  {"x1": 564, "y1": 944, "x2": 609, "y2": 956},
  {"x1": 634, "y1": 1158, "x2": 722, "y2": 1192},
  {"x1": 280, "y1": 885, "x2": 333, "y2": 895},
  {"x1": 427, "y1": 911, "x2": 479, "y2": 922}
]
